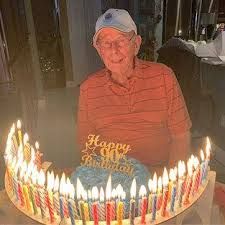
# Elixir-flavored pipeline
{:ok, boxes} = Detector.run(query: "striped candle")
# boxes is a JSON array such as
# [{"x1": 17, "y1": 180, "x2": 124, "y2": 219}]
[
  {"x1": 92, "y1": 186, "x2": 99, "y2": 225},
  {"x1": 53, "y1": 175, "x2": 60, "y2": 215},
  {"x1": 161, "y1": 168, "x2": 169, "y2": 217},
  {"x1": 99, "y1": 187, "x2": 105, "y2": 221},
  {"x1": 151, "y1": 173, "x2": 158, "y2": 221},
  {"x1": 37, "y1": 170, "x2": 47, "y2": 219},
  {"x1": 139, "y1": 185, "x2": 147, "y2": 224}
]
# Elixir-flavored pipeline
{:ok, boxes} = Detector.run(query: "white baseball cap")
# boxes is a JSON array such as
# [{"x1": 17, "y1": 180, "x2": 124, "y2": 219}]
[{"x1": 93, "y1": 8, "x2": 137, "y2": 44}]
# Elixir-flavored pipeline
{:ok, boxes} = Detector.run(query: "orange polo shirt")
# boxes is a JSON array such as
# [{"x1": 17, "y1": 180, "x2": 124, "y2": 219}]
[{"x1": 77, "y1": 59, "x2": 192, "y2": 166}]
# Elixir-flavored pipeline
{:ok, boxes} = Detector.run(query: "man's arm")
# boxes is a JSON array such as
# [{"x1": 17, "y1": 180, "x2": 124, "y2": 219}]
[
  {"x1": 169, "y1": 131, "x2": 191, "y2": 167},
  {"x1": 163, "y1": 66, "x2": 192, "y2": 168}
]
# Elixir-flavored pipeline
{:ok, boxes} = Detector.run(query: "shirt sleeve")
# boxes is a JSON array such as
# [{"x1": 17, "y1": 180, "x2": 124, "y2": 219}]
[
  {"x1": 163, "y1": 67, "x2": 192, "y2": 136},
  {"x1": 77, "y1": 86, "x2": 96, "y2": 149}
]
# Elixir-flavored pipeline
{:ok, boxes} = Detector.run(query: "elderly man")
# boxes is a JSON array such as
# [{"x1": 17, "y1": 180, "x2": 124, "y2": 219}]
[{"x1": 77, "y1": 9, "x2": 192, "y2": 170}]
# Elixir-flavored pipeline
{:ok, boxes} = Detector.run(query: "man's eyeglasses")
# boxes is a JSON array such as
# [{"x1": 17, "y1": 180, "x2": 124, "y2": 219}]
[{"x1": 96, "y1": 33, "x2": 135, "y2": 49}]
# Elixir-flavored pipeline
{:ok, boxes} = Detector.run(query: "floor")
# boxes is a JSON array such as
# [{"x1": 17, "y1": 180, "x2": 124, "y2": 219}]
[{"x1": 0, "y1": 86, "x2": 225, "y2": 191}]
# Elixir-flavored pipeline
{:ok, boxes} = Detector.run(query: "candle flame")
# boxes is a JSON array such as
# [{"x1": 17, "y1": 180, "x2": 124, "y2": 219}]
[
  {"x1": 152, "y1": 173, "x2": 157, "y2": 193},
  {"x1": 60, "y1": 173, "x2": 66, "y2": 195},
  {"x1": 38, "y1": 169, "x2": 45, "y2": 186},
  {"x1": 31, "y1": 147, "x2": 36, "y2": 162},
  {"x1": 23, "y1": 133, "x2": 29, "y2": 144},
  {"x1": 148, "y1": 179, "x2": 153, "y2": 192},
  {"x1": 130, "y1": 178, "x2": 136, "y2": 198},
  {"x1": 106, "y1": 175, "x2": 112, "y2": 200},
  {"x1": 122, "y1": 191, "x2": 126, "y2": 200},
  {"x1": 83, "y1": 189, "x2": 88, "y2": 201},
  {"x1": 187, "y1": 159, "x2": 193, "y2": 176},
  {"x1": 162, "y1": 167, "x2": 169, "y2": 187},
  {"x1": 100, "y1": 187, "x2": 105, "y2": 202},
  {"x1": 139, "y1": 185, "x2": 147, "y2": 198},
  {"x1": 169, "y1": 168, "x2": 176, "y2": 182},
  {"x1": 35, "y1": 141, "x2": 39, "y2": 150},
  {"x1": 17, "y1": 120, "x2": 21, "y2": 129},
  {"x1": 47, "y1": 171, "x2": 55, "y2": 191},
  {"x1": 158, "y1": 176, "x2": 162, "y2": 192},
  {"x1": 112, "y1": 188, "x2": 117, "y2": 199},
  {"x1": 31, "y1": 170, "x2": 37, "y2": 185},
  {"x1": 200, "y1": 149, "x2": 205, "y2": 161},
  {"x1": 11, "y1": 123, "x2": 15, "y2": 134},
  {"x1": 68, "y1": 182, "x2": 75, "y2": 199},
  {"x1": 53, "y1": 175, "x2": 59, "y2": 192},
  {"x1": 193, "y1": 157, "x2": 199, "y2": 169},
  {"x1": 116, "y1": 184, "x2": 123, "y2": 199},
  {"x1": 76, "y1": 177, "x2": 84, "y2": 200},
  {"x1": 92, "y1": 186, "x2": 99, "y2": 201},
  {"x1": 88, "y1": 190, "x2": 92, "y2": 200},
  {"x1": 206, "y1": 137, "x2": 211, "y2": 158}
]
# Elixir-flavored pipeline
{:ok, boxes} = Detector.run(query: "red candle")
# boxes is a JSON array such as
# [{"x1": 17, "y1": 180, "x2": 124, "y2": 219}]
[
  {"x1": 139, "y1": 185, "x2": 147, "y2": 224},
  {"x1": 93, "y1": 203, "x2": 99, "y2": 225},
  {"x1": 92, "y1": 186, "x2": 99, "y2": 225},
  {"x1": 46, "y1": 171, "x2": 55, "y2": 223},
  {"x1": 161, "y1": 168, "x2": 169, "y2": 217},
  {"x1": 18, "y1": 181, "x2": 25, "y2": 207},
  {"x1": 106, "y1": 201, "x2": 112, "y2": 225}
]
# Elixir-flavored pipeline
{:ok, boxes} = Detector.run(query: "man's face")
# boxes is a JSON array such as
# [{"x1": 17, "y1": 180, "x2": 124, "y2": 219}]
[{"x1": 95, "y1": 28, "x2": 141, "y2": 74}]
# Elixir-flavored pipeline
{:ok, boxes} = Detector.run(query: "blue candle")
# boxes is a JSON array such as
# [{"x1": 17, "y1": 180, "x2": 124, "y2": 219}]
[
  {"x1": 59, "y1": 196, "x2": 64, "y2": 219},
  {"x1": 68, "y1": 199, "x2": 76, "y2": 225},
  {"x1": 170, "y1": 185, "x2": 177, "y2": 212},
  {"x1": 151, "y1": 173, "x2": 158, "y2": 221}
]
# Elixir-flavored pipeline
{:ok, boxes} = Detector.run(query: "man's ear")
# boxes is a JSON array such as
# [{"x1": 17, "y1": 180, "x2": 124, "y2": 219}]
[{"x1": 134, "y1": 35, "x2": 142, "y2": 56}]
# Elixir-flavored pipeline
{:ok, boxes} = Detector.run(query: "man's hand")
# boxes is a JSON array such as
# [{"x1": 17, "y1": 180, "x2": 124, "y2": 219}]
[{"x1": 168, "y1": 131, "x2": 191, "y2": 168}]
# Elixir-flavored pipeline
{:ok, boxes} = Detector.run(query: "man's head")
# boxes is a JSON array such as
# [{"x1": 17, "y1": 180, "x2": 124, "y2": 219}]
[{"x1": 93, "y1": 9, "x2": 142, "y2": 74}]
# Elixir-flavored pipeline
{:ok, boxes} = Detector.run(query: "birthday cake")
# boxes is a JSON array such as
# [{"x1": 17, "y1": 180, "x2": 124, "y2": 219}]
[{"x1": 4, "y1": 120, "x2": 212, "y2": 225}]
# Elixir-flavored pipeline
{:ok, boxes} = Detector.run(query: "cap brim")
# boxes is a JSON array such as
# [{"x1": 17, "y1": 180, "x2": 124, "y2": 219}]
[{"x1": 93, "y1": 26, "x2": 135, "y2": 45}]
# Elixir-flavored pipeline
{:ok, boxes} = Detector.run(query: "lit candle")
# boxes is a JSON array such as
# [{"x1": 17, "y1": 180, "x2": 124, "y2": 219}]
[
  {"x1": 116, "y1": 184, "x2": 124, "y2": 225},
  {"x1": 67, "y1": 179, "x2": 76, "y2": 225},
  {"x1": 203, "y1": 137, "x2": 211, "y2": 180},
  {"x1": 18, "y1": 162, "x2": 26, "y2": 208},
  {"x1": 17, "y1": 120, "x2": 22, "y2": 146},
  {"x1": 46, "y1": 171, "x2": 55, "y2": 223},
  {"x1": 157, "y1": 176, "x2": 163, "y2": 210},
  {"x1": 83, "y1": 190, "x2": 90, "y2": 221},
  {"x1": 152, "y1": 173, "x2": 158, "y2": 221},
  {"x1": 200, "y1": 149, "x2": 205, "y2": 185},
  {"x1": 23, "y1": 173, "x2": 32, "y2": 212},
  {"x1": 169, "y1": 168, "x2": 177, "y2": 213},
  {"x1": 77, "y1": 178, "x2": 86, "y2": 225},
  {"x1": 30, "y1": 169, "x2": 38, "y2": 215},
  {"x1": 111, "y1": 188, "x2": 117, "y2": 220},
  {"x1": 161, "y1": 168, "x2": 169, "y2": 217},
  {"x1": 31, "y1": 167, "x2": 41, "y2": 209},
  {"x1": 147, "y1": 179, "x2": 153, "y2": 214},
  {"x1": 106, "y1": 175, "x2": 112, "y2": 225},
  {"x1": 191, "y1": 157, "x2": 200, "y2": 196},
  {"x1": 139, "y1": 185, "x2": 147, "y2": 224},
  {"x1": 88, "y1": 190, "x2": 93, "y2": 220},
  {"x1": 59, "y1": 173, "x2": 66, "y2": 219},
  {"x1": 23, "y1": 133, "x2": 31, "y2": 162},
  {"x1": 130, "y1": 178, "x2": 136, "y2": 225},
  {"x1": 99, "y1": 187, "x2": 105, "y2": 221},
  {"x1": 184, "y1": 158, "x2": 193, "y2": 204},
  {"x1": 177, "y1": 161, "x2": 186, "y2": 208},
  {"x1": 12, "y1": 158, "x2": 19, "y2": 201},
  {"x1": 92, "y1": 186, "x2": 99, "y2": 225},
  {"x1": 37, "y1": 169, "x2": 47, "y2": 218},
  {"x1": 35, "y1": 142, "x2": 43, "y2": 171},
  {"x1": 53, "y1": 175, "x2": 60, "y2": 215},
  {"x1": 11, "y1": 123, "x2": 18, "y2": 153}
]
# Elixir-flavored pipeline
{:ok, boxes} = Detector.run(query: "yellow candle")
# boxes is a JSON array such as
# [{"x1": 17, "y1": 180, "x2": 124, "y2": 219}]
[
  {"x1": 83, "y1": 190, "x2": 90, "y2": 221},
  {"x1": 17, "y1": 120, "x2": 22, "y2": 146}
]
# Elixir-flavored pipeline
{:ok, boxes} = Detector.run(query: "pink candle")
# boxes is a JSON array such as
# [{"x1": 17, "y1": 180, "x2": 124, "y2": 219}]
[{"x1": 161, "y1": 168, "x2": 169, "y2": 217}]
